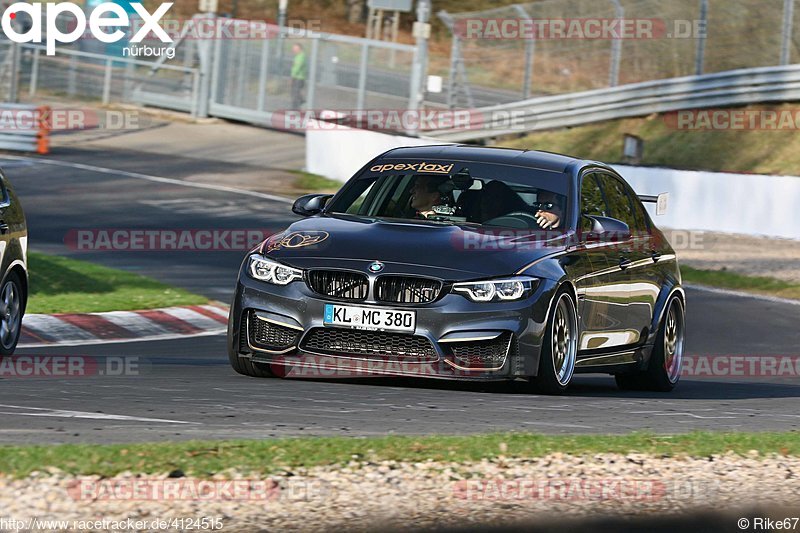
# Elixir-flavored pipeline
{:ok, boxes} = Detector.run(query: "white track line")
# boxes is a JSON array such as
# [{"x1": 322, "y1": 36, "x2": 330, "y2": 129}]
[
  {"x1": 0, "y1": 155, "x2": 293, "y2": 204},
  {"x1": 0, "y1": 404, "x2": 197, "y2": 424},
  {"x1": 685, "y1": 284, "x2": 800, "y2": 307}
]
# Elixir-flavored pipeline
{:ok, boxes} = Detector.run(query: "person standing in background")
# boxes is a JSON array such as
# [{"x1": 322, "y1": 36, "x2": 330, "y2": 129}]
[{"x1": 290, "y1": 43, "x2": 307, "y2": 109}]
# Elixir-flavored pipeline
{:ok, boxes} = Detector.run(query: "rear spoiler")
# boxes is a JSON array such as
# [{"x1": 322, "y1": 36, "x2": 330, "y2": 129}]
[{"x1": 638, "y1": 192, "x2": 669, "y2": 215}]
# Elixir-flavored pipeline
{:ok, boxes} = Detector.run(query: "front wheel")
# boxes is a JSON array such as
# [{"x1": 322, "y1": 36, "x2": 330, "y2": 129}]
[
  {"x1": 529, "y1": 290, "x2": 578, "y2": 395},
  {"x1": 227, "y1": 329, "x2": 276, "y2": 378},
  {"x1": 616, "y1": 296, "x2": 685, "y2": 392},
  {"x1": 0, "y1": 272, "x2": 24, "y2": 356},
  {"x1": 228, "y1": 350, "x2": 277, "y2": 378}
]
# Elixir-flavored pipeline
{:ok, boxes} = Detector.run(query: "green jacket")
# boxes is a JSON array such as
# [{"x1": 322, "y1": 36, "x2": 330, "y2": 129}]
[{"x1": 291, "y1": 51, "x2": 307, "y2": 80}]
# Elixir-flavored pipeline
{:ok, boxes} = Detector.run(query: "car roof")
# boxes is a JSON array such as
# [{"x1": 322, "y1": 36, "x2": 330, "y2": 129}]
[{"x1": 378, "y1": 144, "x2": 603, "y2": 174}]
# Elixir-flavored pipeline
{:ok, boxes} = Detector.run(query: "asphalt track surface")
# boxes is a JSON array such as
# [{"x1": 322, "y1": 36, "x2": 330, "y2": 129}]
[{"x1": 1, "y1": 148, "x2": 799, "y2": 444}]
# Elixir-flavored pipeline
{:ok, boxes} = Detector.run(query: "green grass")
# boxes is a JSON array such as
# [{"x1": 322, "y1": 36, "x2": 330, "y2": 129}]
[
  {"x1": 1, "y1": 431, "x2": 798, "y2": 478},
  {"x1": 290, "y1": 170, "x2": 342, "y2": 194},
  {"x1": 499, "y1": 103, "x2": 800, "y2": 175},
  {"x1": 682, "y1": 266, "x2": 800, "y2": 301},
  {"x1": 27, "y1": 252, "x2": 208, "y2": 314}
]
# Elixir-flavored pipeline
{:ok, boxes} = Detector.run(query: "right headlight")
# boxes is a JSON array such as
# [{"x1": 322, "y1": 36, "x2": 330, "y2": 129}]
[
  {"x1": 247, "y1": 255, "x2": 304, "y2": 286},
  {"x1": 452, "y1": 276, "x2": 537, "y2": 303}
]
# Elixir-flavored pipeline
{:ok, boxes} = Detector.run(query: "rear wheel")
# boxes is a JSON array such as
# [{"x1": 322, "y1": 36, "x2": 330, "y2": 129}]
[
  {"x1": 529, "y1": 290, "x2": 578, "y2": 395},
  {"x1": 616, "y1": 296, "x2": 685, "y2": 392},
  {"x1": 0, "y1": 271, "x2": 24, "y2": 356}
]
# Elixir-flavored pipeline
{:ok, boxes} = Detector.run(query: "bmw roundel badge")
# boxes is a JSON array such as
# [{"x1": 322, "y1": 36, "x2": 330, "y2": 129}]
[{"x1": 368, "y1": 261, "x2": 385, "y2": 273}]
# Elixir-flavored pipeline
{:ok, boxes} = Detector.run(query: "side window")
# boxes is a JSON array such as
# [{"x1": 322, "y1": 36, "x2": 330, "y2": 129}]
[
  {"x1": 630, "y1": 194, "x2": 651, "y2": 234},
  {"x1": 345, "y1": 180, "x2": 378, "y2": 215},
  {"x1": 579, "y1": 173, "x2": 606, "y2": 232},
  {"x1": 597, "y1": 173, "x2": 636, "y2": 230},
  {"x1": 384, "y1": 175, "x2": 414, "y2": 217}
]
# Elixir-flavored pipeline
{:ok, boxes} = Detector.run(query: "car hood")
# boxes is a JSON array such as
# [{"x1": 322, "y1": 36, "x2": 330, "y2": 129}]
[{"x1": 261, "y1": 214, "x2": 568, "y2": 281}]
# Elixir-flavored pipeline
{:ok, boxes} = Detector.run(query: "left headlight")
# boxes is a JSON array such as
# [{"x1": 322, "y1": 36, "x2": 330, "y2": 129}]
[
  {"x1": 452, "y1": 276, "x2": 537, "y2": 302},
  {"x1": 247, "y1": 255, "x2": 304, "y2": 285}
]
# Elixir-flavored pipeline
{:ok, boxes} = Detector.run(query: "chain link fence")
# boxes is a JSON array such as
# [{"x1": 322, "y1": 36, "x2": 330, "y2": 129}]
[
  {"x1": 0, "y1": 16, "x2": 418, "y2": 126},
  {"x1": 439, "y1": 0, "x2": 799, "y2": 107},
  {"x1": 207, "y1": 19, "x2": 417, "y2": 122},
  {"x1": 0, "y1": 39, "x2": 199, "y2": 112}
]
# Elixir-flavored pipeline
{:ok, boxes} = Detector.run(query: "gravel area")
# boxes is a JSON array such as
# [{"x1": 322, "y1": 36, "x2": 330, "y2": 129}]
[
  {"x1": 1, "y1": 452, "x2": 799, "y2": 531},
  {"x1": 665, "y1": 230, "x2": 800, "y2": 283}
]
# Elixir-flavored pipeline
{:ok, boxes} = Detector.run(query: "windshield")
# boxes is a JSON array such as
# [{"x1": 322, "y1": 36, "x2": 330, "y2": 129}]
[{"x1": 326, "y1": 160, "x2": 571, "y2": 231}]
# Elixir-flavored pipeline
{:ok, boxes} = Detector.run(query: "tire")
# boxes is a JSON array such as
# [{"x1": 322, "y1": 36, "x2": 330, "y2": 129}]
[
  {"x1": 529, "y1": 289, "x2": 578, "y2": 395},
  {"x1": 228, "y1": 329, "x2": 276, "y2": 378},
  {"x1": 615, "y1": 296, "x2": 685, "y2": 392},
  {"x1": 0, "y1": 271, "x2": 24, "y2": 357}
]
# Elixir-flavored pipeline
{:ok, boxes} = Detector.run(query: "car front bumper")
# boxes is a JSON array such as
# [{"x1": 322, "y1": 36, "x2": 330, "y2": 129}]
[{"x1": 227, "y1": 271, "x2": 557, "y2": 381}]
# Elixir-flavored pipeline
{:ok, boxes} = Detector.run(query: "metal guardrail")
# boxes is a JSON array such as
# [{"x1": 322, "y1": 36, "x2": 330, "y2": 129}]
[
  {"x1": 0, "y1": 103, "x2": 50, "y2": 153},
  {"x1": 422, "y1": 64, "x2": 800, "y2": 141}
]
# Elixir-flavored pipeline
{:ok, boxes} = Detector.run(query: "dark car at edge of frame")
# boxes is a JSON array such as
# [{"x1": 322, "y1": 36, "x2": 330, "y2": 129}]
[{"x1": 0, "y1": 169, "x2": 28, "y2": 357}]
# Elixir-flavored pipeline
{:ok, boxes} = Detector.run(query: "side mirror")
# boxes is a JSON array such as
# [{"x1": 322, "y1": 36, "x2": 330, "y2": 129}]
[
  {"x1": 292, "y1": 194, "x2": 333, "y2": 217},
  {"x1": 583, "y1": 215, "x2": 631, "y2": 241}
]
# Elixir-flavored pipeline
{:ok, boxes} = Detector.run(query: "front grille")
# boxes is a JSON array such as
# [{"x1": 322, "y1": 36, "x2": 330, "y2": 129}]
[
  {"x1": 375, "y1": 276, "x2": 442, "y2": 304},
  {"x1": 300, "y1": 328, "x2": 438, "y2": 361},
  {"x1": 307, "y1": 270, "x2": 369, "y2": 301},
  {"x1": 246, "y1": 311, "x2": 300, "y2": 353},
  {"x1": 448, "y1": 333, "x2": 513, "y2": 369}
]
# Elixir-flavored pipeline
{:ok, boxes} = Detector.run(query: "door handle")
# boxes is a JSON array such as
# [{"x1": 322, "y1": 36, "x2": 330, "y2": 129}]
[
  {"x1": 651, "y1": 250, "x2": 662, "y2": 262},
  {"x1": 0, "y1": 222, "x2": 8, "y2": 235},
  {"x1": 618, "y1": 257, "x2": 632, "y2": 270}
]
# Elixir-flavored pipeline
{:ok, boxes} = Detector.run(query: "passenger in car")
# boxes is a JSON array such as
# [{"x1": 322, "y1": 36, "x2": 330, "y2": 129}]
[
  {"x1": 479, "y1": 180, "x2": 530, "y2": 222},
  {"x1": 455, "y1": 188, "x2": 482, "y2": 222},
  {"x1": 534, "y1": 190, "x2": 564, "y2": 229}
]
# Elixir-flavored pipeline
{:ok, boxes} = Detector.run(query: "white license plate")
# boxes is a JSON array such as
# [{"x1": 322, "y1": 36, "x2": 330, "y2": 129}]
[{"x1": 324, "y1": 304, "x2": 416, "y2": 333}]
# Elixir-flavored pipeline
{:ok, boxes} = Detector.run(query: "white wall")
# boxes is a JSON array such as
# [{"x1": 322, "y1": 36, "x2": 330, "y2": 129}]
[
  {"x1": 613, "y1": 165, "x2": 800, "y2": 239},
  {"x1": 306, "y1": 125, "x2": 443, "y2": 182},
  {"x1": 306, "y1": 126, "x2": 800, "y2": 239}
]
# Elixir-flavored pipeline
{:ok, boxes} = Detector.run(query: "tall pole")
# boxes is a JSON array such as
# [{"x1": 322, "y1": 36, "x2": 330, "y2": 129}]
[
  {"x1": 609, "y1": 0, "x2": 623, "y2": 87},
  {"x1": 781, "y1": 0, "x2": 794, "y2": 65},
  {"x1": 8, "y1": 41, "x2": 20, "y2": 103},
  {"x1": 513, "y1": 4, "x2": 534, "y2": 99},
  {"x1": 278, "y1": 0, "x2": 288, "y2": 30},
  {"x1": 407, "y1": 0, "x2": 430, "y2": 135},
  {"x1": 277, "y1": 0, "x2": 288, "y2": 67},
  {"x1": 197, "y1": 13, "x2": 215, "y2": 117},
  {"x1": 695, "y1": 0, "x2": 708, "y2": 75}
]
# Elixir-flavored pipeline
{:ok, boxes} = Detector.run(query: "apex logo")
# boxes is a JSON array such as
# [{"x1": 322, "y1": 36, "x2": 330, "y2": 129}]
[
  {"x1": 370, "y1": 162, "x2": 455, "y2": 174},
  {"x1": 1, "y1": 2, "x2": 173, "y2": 55}
]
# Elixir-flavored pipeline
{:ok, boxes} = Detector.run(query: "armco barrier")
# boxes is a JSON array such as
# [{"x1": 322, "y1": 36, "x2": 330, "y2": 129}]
[
  {"x1": 306, "y1": 126, "x2": 800, "y2": 240},
  {"x1": 0, "y1": 103, "x2": 50, "y2": 154},
  {"x1": 421, "y1": 64, "x2": 800, "y2": 142}
]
